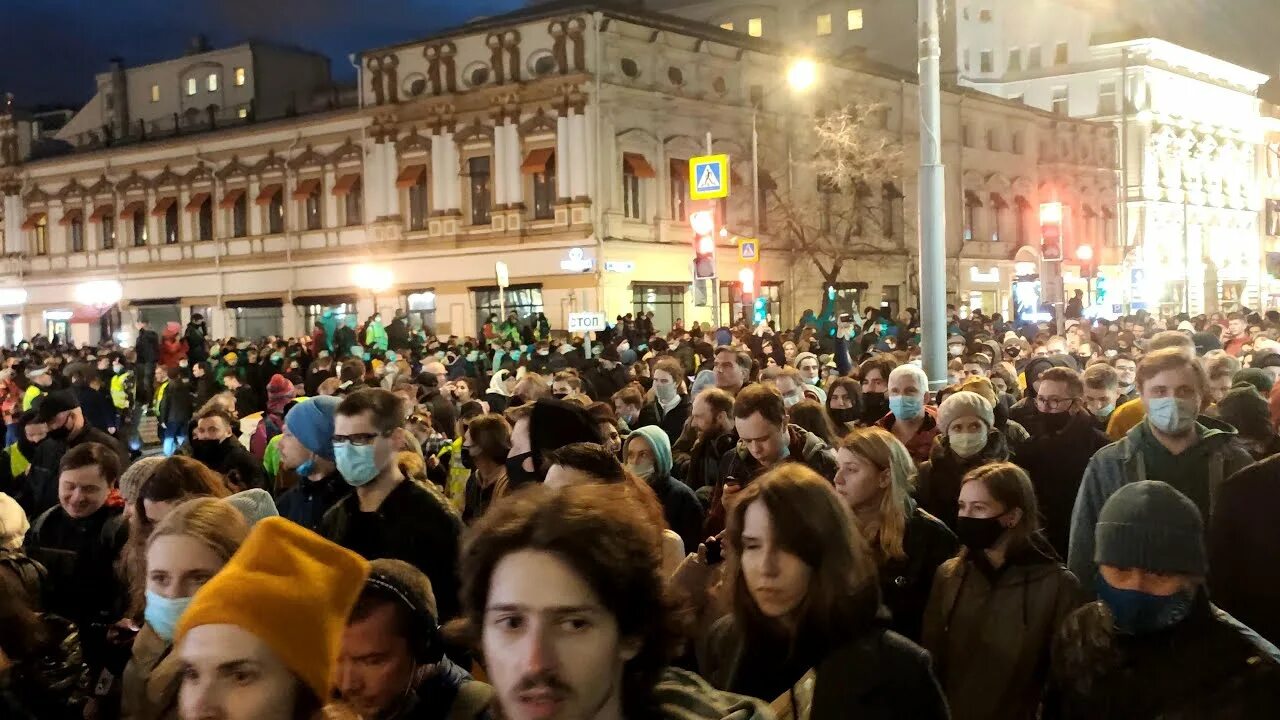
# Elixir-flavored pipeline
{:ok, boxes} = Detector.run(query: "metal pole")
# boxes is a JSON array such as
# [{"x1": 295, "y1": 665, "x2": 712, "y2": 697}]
[
  {"x1": 751, "y1": 108, "x2": 760, "y2": 238},
  {"x1": 706, "y1": 130, "x2": 720, "y2": 329},
  {"x1": 917, "y1": 0, "x2": 947, "y2": 390},
  {"x1": 1183, "y1": 198, "x2": 1190, "y2": 314}
]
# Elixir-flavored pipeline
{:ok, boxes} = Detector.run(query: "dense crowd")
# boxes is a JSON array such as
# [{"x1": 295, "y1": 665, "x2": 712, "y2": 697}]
[{"x1": 1, "y1": 302, "x2": 1279, "y2": 719}]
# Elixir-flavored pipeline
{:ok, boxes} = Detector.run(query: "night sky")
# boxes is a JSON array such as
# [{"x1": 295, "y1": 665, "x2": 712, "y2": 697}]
[{"x1": 0, "y1": 0, "x2": 526, "y2": 108}]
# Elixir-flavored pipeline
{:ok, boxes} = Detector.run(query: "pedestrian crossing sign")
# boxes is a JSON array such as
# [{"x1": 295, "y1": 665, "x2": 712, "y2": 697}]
[
  {"x1": 739, "y1": 239, "x2": 759, "y2": 263},
  {"x1": 689, "y1": 154, "x2": 730, "y2": 200}
]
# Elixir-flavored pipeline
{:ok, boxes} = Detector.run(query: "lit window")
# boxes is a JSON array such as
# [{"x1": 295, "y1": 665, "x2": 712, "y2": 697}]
[
  {"x1": 186, "y1": 78, "x2": 197, "y2": 96},
  {"x1": 150, "y1": 84, "x2": 160, "y2": 103},
  {"x1": 1052, "y1": 86, "x2": 1069, "y2": 115},
  {"x1": 238, "y1": 107, "x2": 248, "y2": 119},
  {"x1": 720, "y1": 21, "x2": 734, "y2": 31},
  {"x1": 817, "y1": 14, "x2": 832, "y2": 36},
  {"x1": 207, "y1": 73, "x2": 218, "y2": 92},
  {"x1": 979, "y1": 8, "x2": 992, "y2": 22},
  {"x1": 847, "y1": 9, "x2": 863, "y2": 30},
  {"x1": 1028, "y1": 45, "x2": 1042, "y2": 69},
  {"x1": 980, "y1": 50, "x2": 993, "y2": 73},
  {"x1": 234, "y1": 67, "x2": 246, "y2": 86},
  {"x1": 747, "y1": 17, "x2": 763, "y2": 37},
  {"x1": 1055, "y1": 42, "x2": 1069, "y2": 65}
]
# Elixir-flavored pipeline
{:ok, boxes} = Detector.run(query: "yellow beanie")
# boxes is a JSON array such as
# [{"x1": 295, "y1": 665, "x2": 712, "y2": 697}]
[
  {"x1": 174, "y1": 516, "x2": 370, "y2": 702},
  {"x1": 959, "y1": 375, "x2": 999, "y2": 407}
]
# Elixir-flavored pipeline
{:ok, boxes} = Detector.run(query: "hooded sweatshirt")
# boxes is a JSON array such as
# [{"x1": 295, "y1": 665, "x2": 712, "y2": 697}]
[{"x1": 628, "y1": 426, "x2": 704, "y2": 552}]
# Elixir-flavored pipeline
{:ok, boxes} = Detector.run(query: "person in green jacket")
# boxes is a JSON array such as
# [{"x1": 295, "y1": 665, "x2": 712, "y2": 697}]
[{"x1": 364, "y1": 313, "x2": 388, "y2": 351}]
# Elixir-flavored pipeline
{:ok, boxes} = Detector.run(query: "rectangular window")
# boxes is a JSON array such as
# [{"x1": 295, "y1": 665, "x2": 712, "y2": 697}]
[
  {"x1": 150, "y1": 84, "x2": 160, "y2": 103},
  {"x1": 1052, "y1": 86, "x2": 1069, "y2": 116},
  {"x1": 817, "y1": 14, "x2": 833, "y2": 36},
  {"x1": 165, "y1": 204, "x2": 179, "y2": 245},
  {"x1": 747, "y1": 17, "x2": 763, "y2": 37},
  {"x1": 817, "y1": 174, "x2": 837, "y2": 233},
  {"x1": 101, "y1": 216, "x2": 116, "y2": 250},
  {"x1": 1007, "y1": 48, "x2": 1021, "y2": 72},
  {"x1": 963, "y1": 192, "x2": 983, "y2": 241},
  {"x1": 232, "y1": 194, "x2": 248, "y2": 237},
  {"x1": 133, "y1": 212, "x2": 148, "y2": 246},
  {"x1": 207, "y1": 73, "x2": 218, "y2": 92},
  {"x1": 408, "y1": 173, "x2": 428, "y2": 231},
  {"x1": 847, "y1": 9, "x2": 864, "y2": 30},
  {"x1": 198, "y1": 197, "x2": 213, "y2": 241},
  {"x1": 473, "y1": 287, "x2": 544, "y2": 336},
  {"x1": 980, "y1": 50, "x2": 993, "y2": 73},
  {"x1": 533, "y1": 157, "x2": 556, "y2": 220},
  {"x1": 186, "y1": 77, "x2": 197, "y2": 96},
  {"x1": 633, "y1": 285, "x2": 686, "y2": 333},
  {"x1": 304, "y1": 188, "x2": 322, "y2": 231},
  {"x1": 70, "y1": 218, "x2": 85, "y2": 252},
  {"x1": 623, "y1": 167, "x2": 642, "y2": 220},
  {"x1": 721, "y1": 282, "x2": 783, "y2": 327},
  {"x1": 234, "y1": 67, "x2": 246, "y2": 86},
  {"x1": 1028, "y1": 45, "x2": 1042, "y2": 69},
  {"x1": 404, "y1": 291, "x2": 437, "y2": 332},
  {"x1": 1098, "y1": 80, "x2": 1117, "y2": 115},
  {"x1": 469, "y1": 157, "x2": 492, "y2": 226},
  {"x1": 1055, "y1": 42, "x2": 1069, "y2": 65},
  {"x1": 670, "y1": 160, "x2": 688, "y2": 222},
  {"x1": 345, "y1": 179, "x2": 364, "y2": 226},
  {"x1": 882, "y1": 183, "x2": 903, "y2": 239},
  {"x1": 237, "y1": 107, "x2": 248, "y2": 119},
  {"x1": 32, "y1": 218, "x2": 48, "y2": 256},
  {"x1": 268, "y1": 189, "x2": 284, "y2": 234},
  {"x1": 987, "y1": 128, "x2": 1000, "y2": 151},
  {"x1": 1012, "y1": 131, "x2": 1024, "y2": 154},
  {"x1": 720, "y1": 22, "x2": 734, "y2": 31},
  {"x1": 1015, "y1": 197, "x2": 1029, "y2": 245},
  {"x1": 962, "y1": 124, "x2": 973, "y2": 147},
  {"x1": 233, "y1": 305, "x2": 284, "y2": 340}
]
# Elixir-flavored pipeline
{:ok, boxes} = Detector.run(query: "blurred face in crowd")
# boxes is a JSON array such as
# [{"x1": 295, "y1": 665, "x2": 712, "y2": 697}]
[
  {"x1": 1207, "y1": 374, "x2": 1233, "y2": 405},
  {"x1": 861, "y1": 369, "x2": 887, "y2": 395},
  {"x1": 834, "y1": 448, "x2": 889, "y2": 513},
  {"x1": 691, "y1": 394, "x2": 727, "y2": 436},
  {"x1": 336, "y1": 603, "x2": 416, "y2": 718},
  {"x1": 887, "y1": 370, "x2": 923, "y2": 402},
  {"x1": 775, "y1": 376, "x2": 803, "y2": 407},
  {"x1": 990, "y1": 376, "x2": 1009, "y2": 396},
  {"x1": 597, "y1": 422, "x2": 622, "y2": 455},
  {"x1": 828, "y1": 385, "x2": 855, "y2": 410},
  {"x1": 1141, "y1": 366, "x2": 1202, "y2": 414},
  {"x1": 483, "y1": 549, "x2": 636, "y2": 720},
  {"x1": 1084, "y1": 384, "x2": 1120, "y2": 416},
  {"x1": 508, "y1": 418, "x2": 534, "y2": 474},
  {"x1": 735, "y1": 411, "x2": 787, "y2": 467},
  {"x1": 1045, "y1": 338, "x2": 1068, "y2": 355},
  {"x1": 962, "y1": 362, "x2": 986, "y2": 379},
  {"x1": 796, "y1": 358, "x2": 820, "y2": 384},
  {"x1": 612, "y1": 400, "x2": 640, "y2": 425},
  {"x1": 194, "y1": 415, "x2": 233, "y2": 442},
  {"x1": 24, "y1": 420, "x2": 48, "y2": 445},
  {"x1": 334, "y1": 410, "x2": 398, "y2": 480},
  {"x1": 1099, "y1": 565, "x2": 1195, "y2": 597},
  {"x1": 713, "y1": 351, "x2": 746, "y2": 391},
  {"x1": 277, "y1": 425, "x2": 312, "y2": 471},
  {"x1": 739, "y1": 500, "x2": 812, "y2": 620},
  {"x1": 148, "y1": 534, "x2": 224, "y2": 600},
  {"x1": 58, "y1": 463, "x2": 110, "y2": 519},
  {"x1": 1034, "y1": 379, "x2": 1076, "y2": 414},
  {"x1": 552, "y1": 381, "x2": 578, "y2": 400},
  {"x1": 178, "y1": 624, "x2": 299, "y2": 720},
  {"x1": 1228, "y1": 318, "x2": 1247, "y2": 337},
  {"x1": 958, "y1": 479, "x2": 1020, "y2": 528},
  {"x1": 652, "y1": 369, "x2": 679, "y2": 398},
  {"x1": 423, "y1": 362, "x2": 448, "y2": 385},
  {"x1": 1114, "y1": 359, "x2": 1137, "y2": 388}
]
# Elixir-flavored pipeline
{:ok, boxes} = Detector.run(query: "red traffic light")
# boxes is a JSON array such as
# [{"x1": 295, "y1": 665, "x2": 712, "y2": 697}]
[
  {"x1": 690, "y1": 210, "x2": 715, "y2": 236},
  {"x1": 698, "y1": 236, "x2": 715, "y2": 254},
  {"x1": 739, "y1": 267, "x2": 755, "y2": 290}
]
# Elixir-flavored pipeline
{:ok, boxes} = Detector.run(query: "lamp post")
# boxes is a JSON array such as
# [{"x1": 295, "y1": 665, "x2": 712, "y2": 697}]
[
  {"x1": 751, "y1": 58, "x2": 818, "y2": 240},
  {"x1": 918, "y1": 0, "x2": 947, "y2": 389},
  {"x1": 352, "y1": 264, "x2": 393, "y2": 319}
]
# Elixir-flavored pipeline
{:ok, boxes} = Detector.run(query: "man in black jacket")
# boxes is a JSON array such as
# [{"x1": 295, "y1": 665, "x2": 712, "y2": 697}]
[
  {"x1": 320, "y1": 388, "x2": 464, "y2": 620},
  {"x1": 333, "y1": 317, "x2": 357, "y2": 358},
  {"x1": 189, "y1": 405, "x2": 265, "y2": 492},
  {"x1": 134, "y1": 320, "x2": 160, "y2": 406},
  {"x1": 672, "y1": 387, "x2": 737, "y2": 495},
  {"x1": 184, "y1": 313, "x2": 208, "y2": 364},
  {"x1": 24, "y1": 390, "x2": 128, "y2": 518},
  {"x1": 583, "y1": 346, "x2": 629, "y2": 401},
  {"x1": 277, "y1": 395, "x2": 349, "y2": 531}
]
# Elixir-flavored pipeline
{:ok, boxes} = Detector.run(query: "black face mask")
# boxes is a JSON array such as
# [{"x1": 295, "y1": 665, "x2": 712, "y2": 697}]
[
  {"x1": 505, "y1": 451, "x2": 543, "y2": 486},
  {"x1": 552, "y1": 392, "x2": 569, "y2": 400},
  {"x1": 46, "y1": 425, "x2": 71, "y2": 443},
  {"x1": 860, "y1": 392, "x2": 890, "y2": 423},
  {"x1": 1033, "y1": 408, "x2": 1072, "y2": 434},
  {"x1": 190, "y1": 438, "x2": 226, "y2": 464},
  {"x1": 955, "y1": 515, "x2": 1008, "y2": 552},
  {"x1": 829, "y1": 407, "x2": 859, "y2": 425},
  {"x1": 459, "y1": 447, "x2": 475, "y2": 470}
]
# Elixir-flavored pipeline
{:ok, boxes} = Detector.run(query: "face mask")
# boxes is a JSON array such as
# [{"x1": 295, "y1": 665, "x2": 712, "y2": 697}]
[
  {"x1": 537, "y1": 349, "x2": 549, "y2": 356},
  {"x1": 829, "y1": 407, "x2": 858, "y2": 425},
  {"x1": 505, "y1": 451, "x2": 543, "y2": 486},
  {"x1": 803, "y1": 376, "x2": 819, "y2": 386},
  {"x1": 949, "y1": 430, "x2": 987, "y2": 458},
  {"x1": 271, "y1": 353, "x2": 282, "y2": 363},
  {"x1": 144, "y1": 590, "x2": 193, "y2": 642},
  {"x1": 949, "y1": 346, "x2": 964, "y2": 357},
  {"x1": 335, "y1": 442, "x2": 381, "y2": 487},
  {"x1": 861, "y1": 392, "x2": 890, "y2": 422},
  {"x1": 113, "y1": 364, "x2": 124, "y2": 373},
  {"x1": 552, "y1": 392, "x2": 569, "y2": 400},
  {"x1": 190, "y1": 438, "x2": 224, "y2": 463},
  {"x1": 1035, "y1": 409, "x2": 1071, "y2": 433},
  {"x1": 888, "y1": 395, "x2": 924, "y2": 421},
  {"x1": 47, "y1": 425, "x2": 71, "y2": 442},
  {"x1": 1091, "y1": 402, "x2": 1116, "y2": 419},
  {"x1": 296, "y1": 455, "x2": 316, "y2": 477},
  {"x1": 660, "y1": 381, "x2": 680, "y2": 404},
  {"x1": 628, "y1": 462, "x2": 655, "y2": 481},
  {"x1": 1147, "y1": 396, "x2": 1197, "y2": 435},
  {"x1": 783, "y1": 392, "x2": 802, "y2": 408},
  {"x1": 1096, "y1": 576, "x2": 1195, "y2": 635},
  {"x1": 459, "y1": 447, "x2": 475, "y2": 470},
  {"x1": 954, "y1": 515, "x2": 1008, "y2": 552}
]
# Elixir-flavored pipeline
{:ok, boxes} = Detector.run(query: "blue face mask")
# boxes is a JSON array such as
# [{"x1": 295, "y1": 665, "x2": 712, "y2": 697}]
[
  {"x1": 1091, "y1": 402, "x2": 1116, "y2": 419},
  {"x1": 296, "y1": 456, "x2": 316, "y2": 477},
  {"x1": 888, "y1": 395, "x2": 924, "y2": 421},
  {"x1": 144, "y1": 590, "x2": 193, "y2": 642},
  {"x1": 334, "y1": 442, "x2": 380, "y2": 487},
  {"x1": 1095, "y1": 576, "x2": 1195, "y2": 635},
  {"x1": 1146, "y1": 396, "x2": 1197, "y2": 435}
]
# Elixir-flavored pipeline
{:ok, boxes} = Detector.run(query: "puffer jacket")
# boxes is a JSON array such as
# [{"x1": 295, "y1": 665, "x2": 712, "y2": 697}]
[
  {"x1": 922, "y1": 543, "x2": 1081, "y2": 720},
  {"x1": 0, "y1": 614, "x2": 86, "y2": 720},
  {"x1": 915, "y1": 429, "x2": 1011, "y2": 531},
  {"x1": 1045, "y1": 590, "x2": 1280, "y2": 720}
]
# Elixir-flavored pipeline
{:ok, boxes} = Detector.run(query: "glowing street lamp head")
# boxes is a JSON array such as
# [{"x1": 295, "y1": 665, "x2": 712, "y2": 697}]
[
  {"x1": 739, "y1": 267, "x2": 755, "y2": 288},
  {"x1": 786, "y1": 58, "x2": 818, "y2": 92},
  {"x1": 352, "y1": 264, "x2": 393, "y2": 293},
  {"x1": 690, "y1": 210, "x2": 715, "y2": 236},
  {"x1": 1039, "y1": 201, "x2": 1063, "y2": 225},
  {"x1": 74, "y1": 280, "x2": 122, "y2": 307},
  {"x1": 1076, "y1": 245, "x2": 1094, "y2": 261}
]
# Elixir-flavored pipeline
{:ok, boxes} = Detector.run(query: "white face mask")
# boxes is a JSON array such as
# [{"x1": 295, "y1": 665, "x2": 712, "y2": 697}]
[
  {"x1": 628, "y1": 462, "x2": 655, "y2": 481},
  {"x1": 949, "y1": 430, "x2": 987, "y2": 458},
  {"x1": 655, "y1": 383, "x2": 678, "y2": 403}
]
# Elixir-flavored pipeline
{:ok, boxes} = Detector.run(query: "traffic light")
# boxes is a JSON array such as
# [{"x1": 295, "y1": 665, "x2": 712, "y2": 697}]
[
  {"x1": 1076, "y1": 243, "x2": 1097, "y2": 278},
  {"x1": 752, "y1": 296, "x2": 768, "y2": 324},
  {"x1": 691, "y1": 210, "x2": 716, "y2": 279},
  {"x1": 1040, "y1": 202, "x2": 1062, "y2": 261},
  {"x1": 738, "y1": 267, "x2": 756, "y2": 295}
]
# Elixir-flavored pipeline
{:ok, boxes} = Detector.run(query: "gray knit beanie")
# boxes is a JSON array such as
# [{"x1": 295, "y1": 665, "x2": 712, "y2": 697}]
[
  {"x1": 937, "y1": 390, "x2": 994, "y2": 432},
  {"x1": 1095, "y1": 481, "x2": 1206, "y2": 576}
]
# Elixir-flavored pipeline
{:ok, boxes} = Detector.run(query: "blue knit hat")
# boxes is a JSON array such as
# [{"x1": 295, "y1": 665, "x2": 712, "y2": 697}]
[
  {"x1": 627, "y1": 425, "x2": 672, "y2": 479},
  {"x1": 284, "y1": 395, "x2": 340, "y2": 461}
]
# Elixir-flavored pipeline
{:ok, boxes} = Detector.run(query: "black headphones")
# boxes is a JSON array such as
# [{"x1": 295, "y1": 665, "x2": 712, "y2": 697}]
[{"x1": 366, "y1": 573, "x2": 444, "y2": 665}]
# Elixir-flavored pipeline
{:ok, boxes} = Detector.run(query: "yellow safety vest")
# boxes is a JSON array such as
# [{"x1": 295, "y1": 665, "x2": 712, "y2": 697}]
[
  {"x1": 110, "y1": 373, "x2": 132, "y2": 410},
  {"x1": 7, "y1": 443, "x2": 29, "y2": 478},
  {"x1": 152, "y1": 380, "x2": 169, "y2": 416},
  {"x1": 22, "y1": 385, "x2": 43, "y2": 412}
]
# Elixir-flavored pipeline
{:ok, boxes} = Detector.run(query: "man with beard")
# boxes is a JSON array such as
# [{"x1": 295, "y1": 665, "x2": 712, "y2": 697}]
[
  {"x1": 672, "y1": 387, "x2": 737, "y2": 494},
  {"x1": 189, "y1": 405, "x2": 265, "y2": 492},
  {"x1": 24, "y1": 390, "x2": 128, "y2": 517}
]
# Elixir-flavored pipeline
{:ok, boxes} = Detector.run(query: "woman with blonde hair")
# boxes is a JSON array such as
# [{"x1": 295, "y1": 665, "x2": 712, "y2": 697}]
[
  {"x1": 835, "y1": 427, "x2": 957, "y2": 642},
  {"x1": 121, "y1": 497, "x2": 250, "y2": 720}
]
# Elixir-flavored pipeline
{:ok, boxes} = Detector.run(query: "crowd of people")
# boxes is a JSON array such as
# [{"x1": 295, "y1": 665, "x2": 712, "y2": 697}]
[{"x1": 0, "y1": 301, "x2": 1279, "y2": 719}]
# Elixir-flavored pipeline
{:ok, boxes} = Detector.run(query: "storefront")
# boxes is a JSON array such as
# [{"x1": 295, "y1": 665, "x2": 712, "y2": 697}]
[{"x1": 226, "y1": 299, "x2": 284, "y2": 341}]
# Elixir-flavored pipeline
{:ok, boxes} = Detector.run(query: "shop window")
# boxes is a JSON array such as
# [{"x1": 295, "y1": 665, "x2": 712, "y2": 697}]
[
  {"x1": 233, "y1": 305, "x2": 284, "y2": 341},
  {"x1": 721, "y1": 282, "x2": 783, "y2": 327},
  {"x1": 404, "y1": 291, "x2": 437, "y2": 333},
  {"x1": 633, "y1": 285, "x2": 686, "y2": 333},
  {"x1": 302, "y1": 302, "x2": 358, "y2": 341},
  {"x1": 474, "y1": 286, "x2": 544, "y2": 336},
  {"x1": 469, "y1": 156, "x2": 492, "y2": 226}
]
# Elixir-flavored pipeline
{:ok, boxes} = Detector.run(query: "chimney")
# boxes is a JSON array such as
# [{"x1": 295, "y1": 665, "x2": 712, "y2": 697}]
[
  {"x1": 187, "y1": 34, "x2": 211, "y2": 55},
  {"x1": 107, "y1": 57, "x2": 129, "y2": 137}
]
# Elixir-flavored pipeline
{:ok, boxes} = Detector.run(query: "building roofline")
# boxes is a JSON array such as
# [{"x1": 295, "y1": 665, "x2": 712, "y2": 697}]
[{"x1": 1091, "y1": 36, "x2": 1270, "y2": 87}]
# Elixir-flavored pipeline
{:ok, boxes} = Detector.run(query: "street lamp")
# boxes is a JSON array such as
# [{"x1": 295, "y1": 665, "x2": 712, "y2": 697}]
[
  {"x1": 352, "y1": 264, "x2": 393, "y2": 317},
  {"x1": 74, "y1": 280, "x2": 122, "y2": 307},
  {"x1": 786, "y1": 58, "x2": 818, "y2": 92},
  {"x1": 751, "y1": 58, "x2": 819, "y2": 240}
]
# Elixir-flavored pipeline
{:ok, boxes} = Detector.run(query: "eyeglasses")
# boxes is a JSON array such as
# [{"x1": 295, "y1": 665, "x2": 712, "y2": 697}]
[
  {"x1": 332, "y1": 431, "x2": 388, "y2": 447},
  {"x1": 1034, "y1": 396, "x2": 1074, "y2": 412},
  {"x1": 408, "y1": 414, "x2": 431, "y2": 426}
]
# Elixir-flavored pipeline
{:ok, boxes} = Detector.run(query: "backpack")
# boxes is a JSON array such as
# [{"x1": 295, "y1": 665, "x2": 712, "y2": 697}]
[
  {"x1": 0, "y1": 548, "x2": 50, "y2": 609},
  {"x1": 250, "y1": 413, "x2": 283, "y2": 461}
]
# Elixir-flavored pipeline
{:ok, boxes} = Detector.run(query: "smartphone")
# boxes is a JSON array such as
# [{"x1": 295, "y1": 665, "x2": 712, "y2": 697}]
[
  {"x1": 839, "y1": 313, "x2": 852, "y2": 323},
  {"x1": 704, "y1": 536, "x2": 724, "y2": 566}
]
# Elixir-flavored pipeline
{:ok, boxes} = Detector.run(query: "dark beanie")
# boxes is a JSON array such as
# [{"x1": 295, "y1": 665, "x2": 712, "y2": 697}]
[
  {"x1": 1216, "y1": 384, "x2": 1272, "y2": 440},
  {"x1": 1233, "y1": 367, "x2": 1274, "y2": 396},
  {"x1": 1095, "y1": 481, "x2": 1206, "y2": 577},
  {"x1": 529, "y1": 398, "x2": 603, "y2": 455}
]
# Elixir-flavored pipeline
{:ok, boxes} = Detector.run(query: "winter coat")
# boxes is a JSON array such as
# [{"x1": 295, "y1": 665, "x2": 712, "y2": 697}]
[
  {"x1": 637, "y1": 395, "x2": 692, "y2": 447},
  {"x1": 158, "y1": 335, "x2": 185, "y2": 369},
  {"x1": 706, "y1": 425, "x2": 839, "y2": 535},
  {"x1": 387, "y1": 317, "x2": 410, "y2": 351},
  {"x1": 0, "y1": 613, "x2": 86, "y2": 720},
  {"x1": 876, "y1": 406, "x2": 942, "y2": 465},
  {"x1": 1210, "y1": 454, "x2": 1280, "y2": 646},
  {"x1": 922, "y1": 544, "x2": 1081, "y2": 720},
  {"x1": 916, "y1": 429, "x2": 1011, "y2": 531},
  {"x1": 700, "y1": 599, "x2": 949, "y2": 720},
  {"x1": 75, "y1": 384, "x2": 118, "y2": 433},
  {"x1": 120, "y1": 624, "x2": 181, "y2": 720},
  {"x1": 1013, "y1": 410, "x2": 1110, "y2": 559},
  {"x1": 24, "y1": 427, "x2": 129, "y2": 518},
  {"x1": 1067, "y1": 419, "x2": 1252, "y2": 595},
  {"x1": 584, "y1": 362, "x2": 629, "y2": 402},
  {"x1": 365, "y1": 320, "x2": 388, "y2": 351},
  {"x1": 673, "y1": 428, "x2": 737, "y2": 492},
  {"x1": 183, "y1": 322, "x2": 207, "y2": 363},
  {"x1": 190, "y1": 436, "x2": 266, "y2": 492},
  {"x1": 1045, "y1": 591, "x2": 1280, "y2": 720},
  {"x1": 275, "y1": 471, "x2": 350, "y2": 532},
  {"x1": 649, "y1": 471, "x2": 705, "y2": 554},
  {"x1": 158, "y1": 377, "x2": 194, "y2": 428},
  {"x1": 879, "y1": 503, "x2": 960, "y2": 643},
  {"x1": 134, "y1": 329, "x2": 160, "y2": 364},
  {"x1": 333, "y1": 326, "x2": 357, "y2": 357}
]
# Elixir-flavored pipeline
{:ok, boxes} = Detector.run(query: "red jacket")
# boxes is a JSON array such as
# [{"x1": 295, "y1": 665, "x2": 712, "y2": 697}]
[
  {"x1": 876, "y1": 404, "x2": 941, "y2": 465},
  {"x1": 159, "y1": 335, "x2": 187, "y2": 369}
]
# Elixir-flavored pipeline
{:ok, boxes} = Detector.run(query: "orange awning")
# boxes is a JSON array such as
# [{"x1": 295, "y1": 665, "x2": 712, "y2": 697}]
[
  {"x1": 89, "y1": 205, "x2": 114, "y2": 221},
  {"x1": 185, "y1": 192, "x2": 210, "y2": 212},
  {"x1": 292, "y1": 178, "x2": 321, "y2": 200},
  {"x1": 218, "y1": 188, "x2": 245, "y2": 209},
  {"x1": 71, "y1": 305, "x2": 110, "y2": 323},
  {"x1": 521, "y1": 148, "x2": 555, "y2": 174},
  {"x1": 118, "y1": 201, "x2": 145, "y2": 219},
  {"x1": 255, "y1": 184, "x2": 282, "y2": 206},
  {"x1": 58, "y1": 209, "x2": 83, "y2": 226},
  {"x1": 395, "y1": 165, "x2": 426, "y2": 188},
  {"x1": 623, "y1": 152, "x2": 656, "y2": 178},
  {"x1": 332, "y1": 173, "x2": 361, "y2": 196},
  {"x1": 20, "y1": 213, "x2": 46, "y2": 231},
  {"x1": 151, "y1": 196, "x2": 177, "y2": 216}
]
